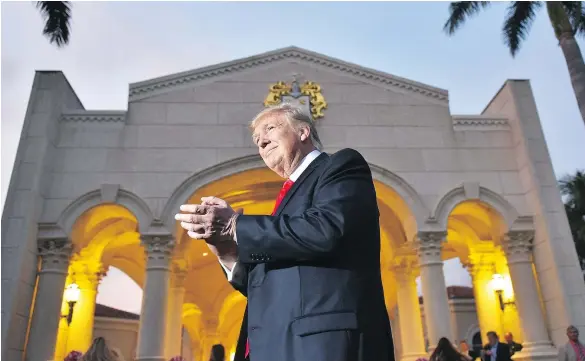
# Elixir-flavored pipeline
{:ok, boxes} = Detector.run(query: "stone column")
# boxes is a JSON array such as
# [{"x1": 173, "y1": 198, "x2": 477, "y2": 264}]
[
  {"x1": 465, "y1": 253, "x2": 503, "y2": 343},
  {"x1": 503, "y1": 231, "x2": 556, "y2": 361},
  {"x1": 392, "y1": 259, "x2": 427, "y2": 361},
  {"x1": 66, "y1": 258, "x2": 107, "y2": 353},
  {"x1": 200, "y1": 319, "x2": 220, "y2": 361},
  {"x1": 25, "y1": 238, "x2": 72, "y2": 361},
  {"x1": 165, "y1": 263, "x2": 187, "y2": 359},
  {"x1": 416, "y1": 231, "x2": 454, "y2": 349},
  {"x1": 136, "y1": 235, "x2": 175, "y2": 361}
]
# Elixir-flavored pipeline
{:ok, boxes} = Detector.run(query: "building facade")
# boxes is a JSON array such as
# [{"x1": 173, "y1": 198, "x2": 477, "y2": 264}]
[{"x1": 2, "y1": 47, "x2": 584, "y2": 361}]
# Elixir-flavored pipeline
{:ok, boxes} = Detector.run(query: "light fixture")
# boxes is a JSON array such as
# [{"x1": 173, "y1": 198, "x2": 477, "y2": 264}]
[
  {"x1": 62, "y1": 283, "x2": 80, "y2": 325},
  {"x1": 492, "y1": 274, "x2": 514, "y2": 311},
  {"x1": 202, "y1": 252, "x2": 209, "y2": 257}
]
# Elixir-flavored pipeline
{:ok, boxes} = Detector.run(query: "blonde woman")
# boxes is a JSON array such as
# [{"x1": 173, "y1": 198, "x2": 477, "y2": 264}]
[{"x1": 81, "y1": 337, "x2": 122, "y2": 361}]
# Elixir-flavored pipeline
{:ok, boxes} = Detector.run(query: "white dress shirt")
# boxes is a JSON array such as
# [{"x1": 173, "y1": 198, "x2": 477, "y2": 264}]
[
  {"x1": 490, "y1": 343, "x2": 498, "y2": 361},
  {"x1": 220, "y1": 149, "x2": 322, "y2": 280}
]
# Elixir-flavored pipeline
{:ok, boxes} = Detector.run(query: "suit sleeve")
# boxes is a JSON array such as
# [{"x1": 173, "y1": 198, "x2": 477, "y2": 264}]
[{"x1": 234, "y1": 149, "x2": 377, "y2": 263}]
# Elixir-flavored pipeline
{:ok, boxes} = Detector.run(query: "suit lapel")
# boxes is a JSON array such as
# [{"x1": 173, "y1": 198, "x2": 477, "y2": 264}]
[{"x1": 274, "y1": 153, "x2": 328, "y2": 217}]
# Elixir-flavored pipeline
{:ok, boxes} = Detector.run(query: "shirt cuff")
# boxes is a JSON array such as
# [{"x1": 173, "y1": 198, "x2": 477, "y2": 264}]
[{"x1": 219, "y1": 229, "x2": 238, "y2": 281}]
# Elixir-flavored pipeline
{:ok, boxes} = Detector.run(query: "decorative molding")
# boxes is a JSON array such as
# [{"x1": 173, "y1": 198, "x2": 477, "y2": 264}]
[
  {"x1": 38, "y1": 238, "x2": 72, "y2": 273},
  {"x1": 128, "y1": 46, "x2": 449, "y2": 103},
  {"x1": 263, "y1": 78, "x2": 327, "y2": 119},
  {"x1": 61, "y1": 111, "x2": 126, "y2": 123},
  {"x1": 37, "y1": 223, "x2": 68, "y2": 241},
  {"x1": 431, "y1": 185, "x2": 520, "y2": 230},
  {"x1": 100, "y1": 184, "x2": 120, "y2": 203},
  {"x1": 503, "y1": 230, "x2": 534, "y2": 264},
  {"x1": 452, "y1": 115, "x2": 509, "y2": 131}
]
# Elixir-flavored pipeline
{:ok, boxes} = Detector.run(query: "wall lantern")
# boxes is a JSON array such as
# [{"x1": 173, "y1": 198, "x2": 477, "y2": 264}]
[
  {"x1": 62, "y1": 283, "x2": 80, "y2": 325},
  {"x1": 491, "y1": 274, "x2": 515, "y2": 311}
]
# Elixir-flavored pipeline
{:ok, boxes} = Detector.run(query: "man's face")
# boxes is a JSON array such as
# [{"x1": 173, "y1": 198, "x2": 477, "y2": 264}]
[
  {"x1": 252, "y1": 114, "x2": 304, "y2": 177},
  {"x1": 488, "y1": 333, "x2": 498, "y2": 346},
  {"x1": 504, "y1": 333, "x2": 513, "y2": 343},
  {"x1": 567, "y1": 327, "x2": 579, "y2": 342},
  {"x1": 460, "y1": 341, "x2": 469, "y2": 352}
]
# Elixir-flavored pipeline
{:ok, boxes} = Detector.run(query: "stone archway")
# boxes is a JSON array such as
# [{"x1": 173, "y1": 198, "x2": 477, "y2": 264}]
[{"x1": 163, "y1": 158, "x2": 425, "y2": 361}]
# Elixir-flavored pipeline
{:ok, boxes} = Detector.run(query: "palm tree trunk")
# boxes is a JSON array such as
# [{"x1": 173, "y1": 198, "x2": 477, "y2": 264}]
[
  {"x1": 546, "y1": 2, "x2": 585, "y2": 128},
  {"x1": 559, "y1": 33, "x2": 585, "y2": 128}
]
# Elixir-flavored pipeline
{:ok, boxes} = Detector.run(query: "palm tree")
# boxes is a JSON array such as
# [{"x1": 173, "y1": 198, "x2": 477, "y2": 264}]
[
  {"x1": 36, "y1": 1, "x2": 71, "y2": 47},
  {"x1": 559, "y1": 170, "x2": 585, "y2": 270},
  {"x1": 444, "y1": 2, "x2": 585, "y2": 128}
]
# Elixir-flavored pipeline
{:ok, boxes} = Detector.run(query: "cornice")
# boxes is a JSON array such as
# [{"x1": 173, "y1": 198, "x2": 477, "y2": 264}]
[
  {"x1": 128, "y1": 46, "x2": 449, "y2": 103},
  {"x1": 452, "y1": 115, "x2": 509, "y2": 130},
  {"x1": 61, "y1": 110, "x2": 126, "y2": 123}
]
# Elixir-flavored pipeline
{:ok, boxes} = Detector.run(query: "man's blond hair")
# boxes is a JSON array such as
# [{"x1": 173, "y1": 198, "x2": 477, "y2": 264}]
[{"x1": 249, "y1": 103, "x2": 323, "y2": 150}]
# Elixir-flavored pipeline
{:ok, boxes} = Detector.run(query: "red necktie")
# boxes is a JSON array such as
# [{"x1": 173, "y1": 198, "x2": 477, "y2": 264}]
[
  {"x1": 271, "y1": 179, "x2": 295, "y2": 215},
  {"x1": 245, "y1": 179, "x2": 294, "y2": 359}
]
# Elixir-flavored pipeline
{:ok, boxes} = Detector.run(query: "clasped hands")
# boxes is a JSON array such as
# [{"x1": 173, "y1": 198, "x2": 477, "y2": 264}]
[{"x1": 175, "y1": 197, "x2": 242, "y2": 267}]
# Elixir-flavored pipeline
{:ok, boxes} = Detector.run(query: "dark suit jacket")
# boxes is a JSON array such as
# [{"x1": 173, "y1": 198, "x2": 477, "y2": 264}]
[
  {"x1": 226, "y1": 149, "x2": 394, "y2": 361},
  {"x1": 482, "y1": 343, "x2": 512, "y2": 361}
]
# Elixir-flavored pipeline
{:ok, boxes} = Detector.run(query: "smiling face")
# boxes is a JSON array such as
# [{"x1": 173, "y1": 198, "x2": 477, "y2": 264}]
[{"x1": 252, "y1": 112, "x2": 312, "y2": 178}]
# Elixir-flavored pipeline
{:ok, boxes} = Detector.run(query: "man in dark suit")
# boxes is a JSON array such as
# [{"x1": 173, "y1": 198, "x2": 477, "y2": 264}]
[
  {"x1": 176, "y1": 103, "x2": 394, "y2": 361},
  {"x1": 503, "y1": 332, "x2": 523, "y2": 357},
  {"x1": 482, "y1": 331, "x2": 512, "y2": 361}
]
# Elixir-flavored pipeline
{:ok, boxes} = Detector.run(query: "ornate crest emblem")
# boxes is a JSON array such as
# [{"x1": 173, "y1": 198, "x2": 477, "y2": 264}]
[{"x1": 263, "y1": 74, "x2": 327, "y2": 120}]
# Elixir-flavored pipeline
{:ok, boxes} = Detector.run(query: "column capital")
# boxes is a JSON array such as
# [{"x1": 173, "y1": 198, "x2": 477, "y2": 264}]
[
  {"x1": 69, "y1": 257, "x2": 108, "y2": 289},
  {"x1": 38, "y1": 238, "x2": 72, "y2": 274},
  {"x1": 389, "y1": 257, "x2": 418, "y2": 284},
  {"x1": 464, "y1": 252, "x2": 496, "y2": 279},
  {"x1": 141, "y1": 234, "x2": 175, "y2": 269},
  {"x1": 170, "y1": 260, "x2": 189, "y2": 288},
  {"x1": 503, "y1": 230, "x2": 534, "y2": 264},
  {"x1": 415, "y1": 231, "x2": 446, "y2": 266}
]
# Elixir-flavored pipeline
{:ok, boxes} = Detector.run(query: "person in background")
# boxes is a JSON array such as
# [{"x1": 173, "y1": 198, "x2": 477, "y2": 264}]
[
  {"x1": 64, "y1": 350, "x2": 82, "y2": 361},
  {"x1": 210, "y1": 344, "x2": 226, "y2": 361},
  {"x1": 503, "y1": 332, "x2": 523, "y2": 356},
  {"x1": 81, "y1": 337, "x2": 122, "y2": 361},
  {"x1": 430, "y1": 337, "x2": 471, "y2": 361},
  {"x1": 558, "y1": 325, "x2": 585, "y2": 361},
  {"x1": 460, "y1": 340, "x2": 479, "y2": 360},
  {"x1": 482, "y1": 331, "x2": 512, "y2": 361}
]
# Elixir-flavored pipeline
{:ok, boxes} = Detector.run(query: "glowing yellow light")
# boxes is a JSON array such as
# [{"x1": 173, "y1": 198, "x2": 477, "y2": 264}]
[
  {"x1": 64, "y1": 283, "x2": 80, "y2": 303},
  {"x1": 202, "y1": 252, "x2": 209, "y2": 256},
  {"x1": 491, "y1": 274, "x2": 505, "y2": 292}
]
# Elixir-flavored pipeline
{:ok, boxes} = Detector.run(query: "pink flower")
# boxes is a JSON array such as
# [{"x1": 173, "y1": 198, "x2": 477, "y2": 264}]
[{"x1": 64, "y1": 351, "x2": 82, "y2": 361}]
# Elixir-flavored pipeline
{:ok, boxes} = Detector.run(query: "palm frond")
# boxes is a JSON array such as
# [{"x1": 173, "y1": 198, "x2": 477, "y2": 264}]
[
  {"x1": 36, "y1": 1, "x2": 71, "y2": 47},
  {"x1": 562, "y1": 1, "x2": 585, "y2": 37},
  {"x1": 502, "y1": 1, "x2": 542, "y2": 57},
  {"x1": 444, "y1": 1, "x2": 491, "y2": 35},
  {"x1": 560, "y1": 170, "x2": 585, "y2": 211}
]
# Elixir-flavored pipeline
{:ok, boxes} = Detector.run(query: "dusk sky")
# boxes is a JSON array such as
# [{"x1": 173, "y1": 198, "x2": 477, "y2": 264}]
[{"x1": 2, "y1": 1, "x2": 584, "y2": 314}]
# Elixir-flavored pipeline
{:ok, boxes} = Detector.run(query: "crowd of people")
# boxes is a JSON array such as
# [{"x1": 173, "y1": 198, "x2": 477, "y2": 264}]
[
  {"x1": 63, "y1": 338, "x2": 227, "y2": 361},
  {"x1": 61, "y1": 325, "x2": 585, "y2": 361},
  {"x1": 415, "y1": 325, "x2": 584, "y2": 361}
]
